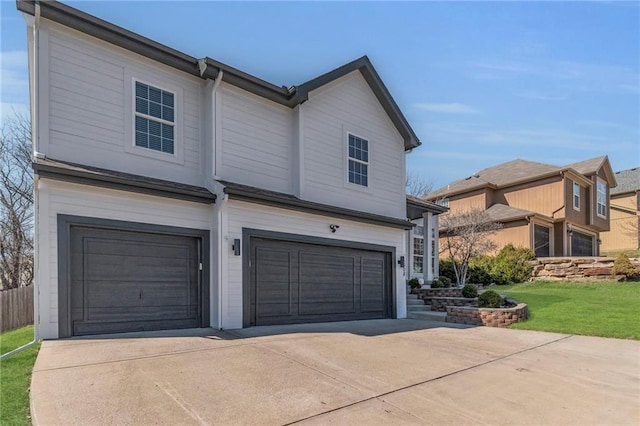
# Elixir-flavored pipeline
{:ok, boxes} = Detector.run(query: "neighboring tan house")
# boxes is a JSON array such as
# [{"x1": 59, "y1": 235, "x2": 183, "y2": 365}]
[
  {"x1": 600, "y1": 168, "x2": 640, "y2": 253},
  {"x1": 19, "y1": 0, "x2": 444, "y2": 339},
  {"x1": 425, "y1": 156, "x2": 617, "y2": 258}
]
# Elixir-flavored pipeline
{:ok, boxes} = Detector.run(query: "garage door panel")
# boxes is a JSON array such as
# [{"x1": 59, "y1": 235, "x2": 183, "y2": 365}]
[
  {"x1": 250, "y1": 237, "x2": 391, "y2": 326},
  {"x1": 69, "y1": 226, "x2": 200, "y2": 336}
]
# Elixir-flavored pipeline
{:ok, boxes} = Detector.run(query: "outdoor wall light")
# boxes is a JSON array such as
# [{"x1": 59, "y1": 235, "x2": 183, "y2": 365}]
[
  {"x1": 398, "y1": 256, "x2": 405, "y2": 268},
  {"x1": 329, "y1": 224, "x2": 340, "y2": 233},
  {"x1": 232, "y1": 238, "x2": 241, "y2": 256}
]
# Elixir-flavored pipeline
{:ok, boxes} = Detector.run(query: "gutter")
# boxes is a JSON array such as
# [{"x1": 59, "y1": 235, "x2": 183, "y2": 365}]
[{"x1": 3, "y1": 0, "x2": 42, "y2": 361}]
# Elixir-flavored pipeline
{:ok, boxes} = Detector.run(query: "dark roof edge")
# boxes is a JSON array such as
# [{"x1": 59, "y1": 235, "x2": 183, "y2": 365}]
[
  {"x1": 33, "y1": 162, "x2": 216, "y2": 204},
  {"x1": 296, "y1": 56, "x2": 420, "y2": 150},
  {"x1": 223, "y1": 186, "x2": 413, "y2": 230},
  {"x1": 18, "y1": 0, "x2": 202, "y2": 77},
  {"x1": 406, "y1": 196, "x2": 448, "y2": 214},
  {"x1": 17, "y1": 0, "x2": 418, "y2": 151}
]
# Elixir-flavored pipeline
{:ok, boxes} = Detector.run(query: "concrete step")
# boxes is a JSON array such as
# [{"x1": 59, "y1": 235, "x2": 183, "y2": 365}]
[
  {"x1": 406, "y1": 298, "x2": 425, "y2": 306},
  {"x1": 408, "y1": 305, "x2": 431, "y2": 313},
  {"x1": 407, "y1": 310, "x2": 447, "y2": 322}
]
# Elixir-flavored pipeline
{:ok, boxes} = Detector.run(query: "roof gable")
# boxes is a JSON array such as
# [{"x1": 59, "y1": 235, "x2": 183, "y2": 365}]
[
  {"x1": 18, "y1": 0, "x2": 419, "y2": 150},
  {"x1": 611, "y1": 167, "x2": 640, "y2": 195}
]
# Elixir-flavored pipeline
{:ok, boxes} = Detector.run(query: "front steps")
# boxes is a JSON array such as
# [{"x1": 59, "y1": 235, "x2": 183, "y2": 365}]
[{"x1": 406, "y1": 290, "x2": 447, "y2": 322}]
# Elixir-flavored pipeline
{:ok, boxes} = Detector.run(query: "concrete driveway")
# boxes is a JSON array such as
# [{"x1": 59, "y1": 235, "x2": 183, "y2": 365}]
[{"x1": 31, "y1": 320, "x2": 639, "y2": 425}]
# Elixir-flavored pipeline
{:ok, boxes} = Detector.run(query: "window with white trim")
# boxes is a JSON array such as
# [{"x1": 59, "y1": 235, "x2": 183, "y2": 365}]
[
  {"x1": 135, "y1": 81, "x2": 175, "y2": 154},
  {"x1": 573, "y1": 182, "x2": 580, "y2": 210},
  {"x1": 597, "y1": 179, "x2": 607, "y2": 217},
  {"x1": 348, "y1": 134, "x2": 369, "y2": 187},
  {"x1": 413, "y1": 225, "x2": 424, "y2": 274},
  {"x1": 437, "y1": 198, "x2": 449, "y2": 208}
]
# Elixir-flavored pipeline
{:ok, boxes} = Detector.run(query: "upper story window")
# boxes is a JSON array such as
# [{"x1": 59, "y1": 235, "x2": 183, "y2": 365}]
[
  {"x1": 348, "y1": 134, "x2": 369, "y2": 187},
  {"x1": 135, "y1": 81, "x2": 175, "y2": 155},
  {"x1": 573, "y1": 182, "x2": 580, "y2": 210},
  {"x1": 437, "y1": 198, "x2": 449, "y2": 208},
  {"x1": 597, "y1": 179, "x2": 607, "y2": 218}
]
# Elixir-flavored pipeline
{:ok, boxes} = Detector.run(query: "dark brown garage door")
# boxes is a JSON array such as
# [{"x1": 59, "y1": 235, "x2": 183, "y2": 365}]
[
  {"x1": 69, "y1": 227, "x2": 201, "y2": 336},
  {"x1": 247, "y1": 237, "x2": 392, "y2": 326}
]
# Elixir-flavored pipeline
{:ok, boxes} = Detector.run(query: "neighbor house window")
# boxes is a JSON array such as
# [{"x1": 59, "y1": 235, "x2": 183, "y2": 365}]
[
  {"x1": 135, "y1": 81, "x2": 175, "y2": 154},
  {"x1": 437, "y1": 198, "x2": 449, "y2": 208},
  {"x1": 571, "y1": 231, "x2": 594, "y2": 256},
  {"x1": 533, "y1": 224, "x2": 550, "y2": 257},
  {"x1": 597, "y1": 179, "x2": 607, "y2": 217},
  {"x1": 348, "y1": 134, "x2": 368, "y2": 186},
  {"x1": 573, "y1": 182, "x2": 580, "y2": 210}
]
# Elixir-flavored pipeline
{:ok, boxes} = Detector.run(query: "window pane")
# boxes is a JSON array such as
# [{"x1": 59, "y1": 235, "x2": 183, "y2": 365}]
[
  {"x1": 162, "y1": 91, "x2": 174, "y2": 107},
  {"x1": 571, "y1": 232, "x2": 593, "y2": 256},
  {"x1": 148, "y1": 120, "x2": 161, "y2": 137},
  {"x1": 149, "y1": 135, "x2": 162, "y2": 151},
  {"x1": 149, "y1": 102, "x2": 162, "y2": 119},
  {"x1": 162, "y1": 106, "x2": 174, "y2": 122},
  {"x1": 135, "y1": 116, "x2": 147, "y2": 133},
  {"x1": 149, "y1": 86, "x2": 162, "y2": 103},
  {"x1": 135, "y1": 131, "x2": 148, "y2": 148},
  {"x1": 135, "y1": 82, "x2": 148, "y2": 99},
  {"x1": 161, "y1": 123, "x2": 173, "y2": 139},
  {"x1": 135, "y1": 98, "x2": 148, "y2": 115},
  {"x1": 534, "y1": 225, "x2": 550, "y2": 257},
  {"x1": 162, "y1": 138, "x2": 174, "y2": 154}
]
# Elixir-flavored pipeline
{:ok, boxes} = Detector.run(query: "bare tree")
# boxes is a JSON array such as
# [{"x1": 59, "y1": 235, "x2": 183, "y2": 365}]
[
  {"x1": 406, "y1": 171, "x2": 434, "y2": 198},
  {"x1": 439, "y1": 208, "x2": 502, "y2": 286},
  {"x1": 620, "y1": 217, "x2": 640, "y2": 248},
  {"x1": 0, "y1": 113, "x2": 33, "y2": 290}
]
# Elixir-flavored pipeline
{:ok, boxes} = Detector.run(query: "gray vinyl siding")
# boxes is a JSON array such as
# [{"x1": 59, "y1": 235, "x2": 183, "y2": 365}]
[
  {"x1": 44, "y1": 22, "x2": 204, "y2": 186},
  {"x1": 217, "y1": 84, "x2": 293, "y2": 193},
  {"x1": 302, "y1": 72, "x2": 406, "y2": 219}
]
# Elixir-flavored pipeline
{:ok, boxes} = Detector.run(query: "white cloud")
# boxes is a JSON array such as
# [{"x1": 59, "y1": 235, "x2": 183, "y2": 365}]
[{"x1": 413, "y1": 103, "x2": 480, "y2": 114}]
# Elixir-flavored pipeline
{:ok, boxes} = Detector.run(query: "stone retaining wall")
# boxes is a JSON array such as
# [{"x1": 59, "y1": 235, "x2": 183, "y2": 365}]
[
  {"x1": 530, "y1": 257, "x2": 639, "y2": 281},
  {"x1": 418, "y1": 288, "x2": 463, "y2": 299},
  {"x1": 431, "y1": 297, "x2": 477, "y2": 312},
  {"x1": 446, "y1": 302, "x2": 528, "y2": 327}
]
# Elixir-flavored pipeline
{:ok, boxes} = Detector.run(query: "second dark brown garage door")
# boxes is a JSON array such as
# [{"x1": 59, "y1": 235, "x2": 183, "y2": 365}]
[{"x1": 247, "y1": 237, "x2": 392, "y2": 326}]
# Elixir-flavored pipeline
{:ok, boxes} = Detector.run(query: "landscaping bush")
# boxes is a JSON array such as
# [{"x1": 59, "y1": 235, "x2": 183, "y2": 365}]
[
  {"x1": 438, "y1": 258, "x2": 457, "y2": 284},
  {"x1": 612, "y1": 254, "x2": 640, "y2": 280},
  {"x1": 430, "y1": 278, "x2": 445, "y2": 288},
  {"x1": 478, "y1": 290, "x2": 502, "y2": 308},
  {"x1": 461, "y1": 284, "x2": 478, "y2": 298},
  {"x1": 491, "y1": 244, "x2": 534, "y2": 284},
  {"x1": 407, "y1": 278, "x2": 421, "y2": 289},
  {"x1": 468, "y1": 255, "x2": 494, "y2": 285},
  {"x1": 439, "y1": 276, "x2": 452, "y2": 287}
]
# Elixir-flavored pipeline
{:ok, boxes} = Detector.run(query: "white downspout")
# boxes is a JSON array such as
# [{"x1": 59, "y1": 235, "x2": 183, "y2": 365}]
[{"x1": 2, "y1": 1, "x2": 41, "y2": 361}]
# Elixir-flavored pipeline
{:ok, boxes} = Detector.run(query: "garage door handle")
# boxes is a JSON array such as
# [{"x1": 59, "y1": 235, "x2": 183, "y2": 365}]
[{"x1": 139, "y1": 290, "x2": 143, "y2": 299}]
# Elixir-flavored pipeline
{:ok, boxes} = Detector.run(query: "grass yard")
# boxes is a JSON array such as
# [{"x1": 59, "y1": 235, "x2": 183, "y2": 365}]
[
  {"x1": 1, "y1": 325, "x2": 40, "y2": 426},
  {"x1": 498, "y1": 281, "x2": 640, "y2": 340}
]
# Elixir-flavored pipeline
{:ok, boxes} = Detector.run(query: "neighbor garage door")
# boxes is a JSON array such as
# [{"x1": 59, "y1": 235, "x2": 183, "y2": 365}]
[
  {"x1": 247, "y1": 237, "x2": 392, "y2": 326},
  {"x1": 69, "y1": 227, "x2": 201, "y2": 336}
]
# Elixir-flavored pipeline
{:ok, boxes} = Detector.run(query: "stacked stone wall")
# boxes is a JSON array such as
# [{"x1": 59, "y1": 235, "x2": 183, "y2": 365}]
[
  {"x1": 530, "y1": 257, "x2": 639, "y2": 281},
  {"x1": 430, "y1": 297, "x2": 477, "y2": 312},
  {"x1": 446, "y1": 302, "x2": 528, "y2": 327}
]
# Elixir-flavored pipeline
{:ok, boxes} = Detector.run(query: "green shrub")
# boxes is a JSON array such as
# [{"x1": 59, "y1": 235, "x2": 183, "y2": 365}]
[
  {"x1": 468, "y1": 255, "x2": 494, "y2": 285},
  {"x1": 430, "y1": 278, "x2": 445, "y2": 288},
  {"x1": 461, "y1": 284, "x2": 478, "y2": 298},
  {"x1": 478, "y1": 290, "x2": 502, "y2": 308},
  {"x1": 439, "y1": 276, "x2": 452, "y2": 287},
  {"x1": 491, "y1": 244, "x2": 534, "y2": 285},
  {"x1": 612, "y1": 254, "x2": 639, "y2": 280},
  {"x1": 407, "y1": 278, "x2": 421, "y2": 289},
  {"x1": 438, "y1": 258, "x2": 457, "y2": 283}
]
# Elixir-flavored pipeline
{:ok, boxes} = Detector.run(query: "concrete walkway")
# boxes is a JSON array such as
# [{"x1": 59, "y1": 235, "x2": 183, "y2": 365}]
[{"x1": 30, "y1": 320, "x2": 639, "y2": 425}]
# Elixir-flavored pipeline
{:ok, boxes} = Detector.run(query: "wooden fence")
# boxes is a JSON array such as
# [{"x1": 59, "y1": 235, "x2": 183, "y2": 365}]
[{"x1": 1, "y1": 286, "x2": 34, "y2": 333}]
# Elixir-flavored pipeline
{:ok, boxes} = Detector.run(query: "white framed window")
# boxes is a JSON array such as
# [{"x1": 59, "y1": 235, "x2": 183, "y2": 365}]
[
  {"x1": 597, "y1": 179, "x2": 607, "y2": 218},
  {"x1": 347, "y1": 133, "x2": 369, "y2": 187},
  {"x1": 134, "y1": 80, "x2": 175, "y2": 155},
  {"x1": 413, "y1": 239, "x2": 424, "y2": 274},
  {"x1": 573, "y1": 182, "x2": 580, "y2": 210},
  {"x1": 437, "y1": 198, "x2": 449, "y2": 208}
]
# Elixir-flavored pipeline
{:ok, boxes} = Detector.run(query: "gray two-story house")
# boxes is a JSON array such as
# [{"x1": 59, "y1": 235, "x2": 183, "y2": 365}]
[{"x1": 19, "y1": 0, "x2": 445, "y2": 339}]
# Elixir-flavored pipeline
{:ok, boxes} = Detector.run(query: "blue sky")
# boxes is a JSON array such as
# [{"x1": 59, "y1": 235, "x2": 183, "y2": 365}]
[{"x1": 1, "y1": 1, "x2": 638, "y2": 189}]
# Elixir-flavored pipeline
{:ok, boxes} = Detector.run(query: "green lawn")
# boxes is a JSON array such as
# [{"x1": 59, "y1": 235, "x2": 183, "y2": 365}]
[
  {"x1": 497, "y1": 281, "x2": 640, "y2": 340},
  {"x1": 1, "y1": 325, "x2": 40, "y2": 426}
]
